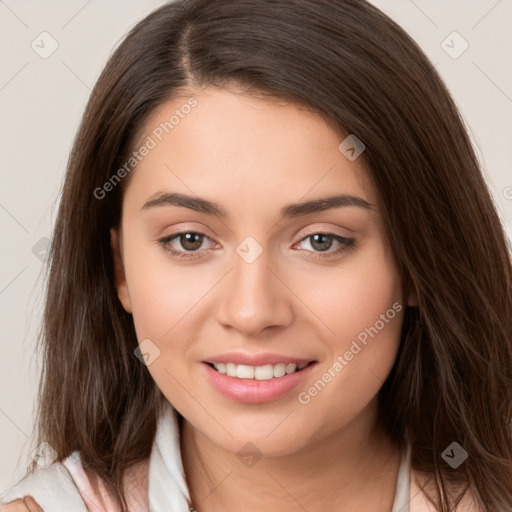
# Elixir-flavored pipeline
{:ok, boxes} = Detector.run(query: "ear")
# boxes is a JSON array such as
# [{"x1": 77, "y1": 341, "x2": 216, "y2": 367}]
[
  {"x1": 111, "y1": 228, "x2": 132, "y2": 313},
  {"x1": 406, "y1": 286, "x2": 418, "y2": 307}
]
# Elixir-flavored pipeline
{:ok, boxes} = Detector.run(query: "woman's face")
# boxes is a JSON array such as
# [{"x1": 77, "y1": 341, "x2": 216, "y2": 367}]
[{"x1": 113, "y1": 86, "x2": 408, "y2": 457}]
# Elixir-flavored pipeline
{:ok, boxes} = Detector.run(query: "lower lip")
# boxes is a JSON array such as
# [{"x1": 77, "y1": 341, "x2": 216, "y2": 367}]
[{"x1": 201, "y1": 362, "x2": 317, "y2": 404}]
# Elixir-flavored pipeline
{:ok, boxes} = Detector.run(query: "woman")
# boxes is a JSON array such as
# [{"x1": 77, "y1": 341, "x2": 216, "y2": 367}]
[{"x1": 1, "y1": 0, "x2": 511, "y2": 510}]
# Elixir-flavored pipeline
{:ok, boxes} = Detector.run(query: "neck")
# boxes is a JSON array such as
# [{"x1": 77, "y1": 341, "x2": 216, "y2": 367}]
[{"x1": 180, "y1": 399, "x2": 401, "y2": 512}]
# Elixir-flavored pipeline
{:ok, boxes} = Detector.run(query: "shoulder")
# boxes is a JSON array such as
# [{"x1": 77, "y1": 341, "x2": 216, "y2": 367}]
[
  {"x1": 409, "y1": 468, "x2": 484, "y2": 512},
  {"x1": 0, "y1": 461, "x2": 88, "y2": 512},
  {"x1": 2, "y1": 452, "x2": 150, "y2": 512}
]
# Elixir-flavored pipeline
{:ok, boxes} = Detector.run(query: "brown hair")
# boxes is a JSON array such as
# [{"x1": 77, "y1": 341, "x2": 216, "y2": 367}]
[{"x1": 25, "y1": 0, "x2": 512, "y2": 510}]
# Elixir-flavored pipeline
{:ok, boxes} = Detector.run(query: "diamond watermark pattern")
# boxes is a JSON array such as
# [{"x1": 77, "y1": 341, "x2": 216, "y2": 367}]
[
  {"x1": 31, "y1": 236, "x2": 50, "y2": 262},
  {"x1": 134, "y1": 338, "x2": 161, "y2": 366},
  {"x1": 441, "y1": 441, "x2": 468, "y2": 469},
  {"x1": 338, "y1": 134, "x2": 365, "y2": 161},
  {"x1": 31, "y1": 31, "x2": 59, "y2": 59},
  {"x1": 441, "y1": 31, "x2": 469, "y2": 59},
  {"x1": 236, "y1": 236, "x2": 263, "y2": 264},
  {"x1": 31, "y1": 441, "x2": 58, "y2": 468},
  {"x1": 236, "y1": 442, "x2": 263, "y2": 468}
]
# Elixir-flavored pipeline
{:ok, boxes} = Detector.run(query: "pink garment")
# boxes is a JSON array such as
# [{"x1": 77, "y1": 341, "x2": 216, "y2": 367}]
[{"x1": 62, "y1": 452, "x2": 150, "y2": 512}]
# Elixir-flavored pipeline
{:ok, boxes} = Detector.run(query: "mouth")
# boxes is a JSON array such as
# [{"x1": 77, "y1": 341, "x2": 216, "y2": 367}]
[
  {"x1": 204, "y1": 360, "x2": 317, "y2": 381},
  {"x1": 201, "y1": 359, "x2": 318, "y2": 404}
]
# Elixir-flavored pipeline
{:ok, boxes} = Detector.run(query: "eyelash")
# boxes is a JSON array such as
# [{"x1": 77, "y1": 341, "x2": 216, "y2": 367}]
[{"x1": 158, "y1": 231, "x2": 356, "y2": 261}]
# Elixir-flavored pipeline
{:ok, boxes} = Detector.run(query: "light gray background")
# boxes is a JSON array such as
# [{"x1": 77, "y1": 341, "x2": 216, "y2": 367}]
[{"x1": 1, "y1": 0, "x2": 511, "y2": 491}]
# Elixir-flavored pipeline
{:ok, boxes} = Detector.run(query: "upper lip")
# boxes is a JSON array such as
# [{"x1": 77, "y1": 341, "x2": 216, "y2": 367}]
[{"x1": 203, "y1": 352, "x2": 316, "y2": 366}]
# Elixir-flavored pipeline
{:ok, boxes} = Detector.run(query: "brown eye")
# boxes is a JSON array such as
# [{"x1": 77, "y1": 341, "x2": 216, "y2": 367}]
[
  {"x1": 177, "y1": 232, "x2": 204, "y2": 251},
  {"x1": 309, "y1": 233, "x2": 334, "y2": 252},
  {"x1": 295, "y1": 232, "x2": 356, "y2": 259},
  {"x1": 158, "y1": 231, "x2": 216, "y2": 260}
]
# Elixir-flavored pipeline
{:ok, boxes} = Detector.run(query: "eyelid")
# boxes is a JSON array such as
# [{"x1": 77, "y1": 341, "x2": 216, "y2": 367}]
[
  {"x1": 159, "y1": 222, "x2": 216, "y2": 238},
  {"x1": 296, "y1": 224, "x2": 354, "y2": 239}
]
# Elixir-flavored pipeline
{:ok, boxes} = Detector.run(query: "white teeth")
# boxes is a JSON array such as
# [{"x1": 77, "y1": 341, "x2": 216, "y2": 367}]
[
  {"x1": 215, "y1": 362, "x2": 227, "y2": 374},
  {"x1": 236, "y1": 365, "x2": 255, "y2": 379},
  {"x1": 273, "y1": 363, "x2": 286, "y2": 378},
  {"x1": 211, "y1": 362, "x2": 310, "y2": 380},
  {"x1": 255, "y1": 364, "x2": 274, "y2": 380},
  {"x1": 285, "y1": 363, "x2": 297, "y2": 374},
  {"x1": 226, "y1": 363, "x2": 237, "y2": 377}
]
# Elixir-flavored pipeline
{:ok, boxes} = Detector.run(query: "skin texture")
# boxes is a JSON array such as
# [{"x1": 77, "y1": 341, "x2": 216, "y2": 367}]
[{"x1": 110, "y1": 86, "x2": 417, "y2": 511}]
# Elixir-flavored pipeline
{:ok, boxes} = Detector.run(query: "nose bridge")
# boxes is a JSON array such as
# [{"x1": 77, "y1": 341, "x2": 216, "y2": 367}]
[{"x1": 217, "y1": 236, "x2": 293, "y2": 334}]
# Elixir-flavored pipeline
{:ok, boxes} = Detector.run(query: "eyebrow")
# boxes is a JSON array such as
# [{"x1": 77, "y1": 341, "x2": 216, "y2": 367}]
[{"x1": 142, "y1": 191, "x2": 375, "y2": 218}]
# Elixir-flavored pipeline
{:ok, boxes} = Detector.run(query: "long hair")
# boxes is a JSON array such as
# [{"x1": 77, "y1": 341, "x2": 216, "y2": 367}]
[{"x1": 27, "y1": 0, "x2": 512, "y2": 510}]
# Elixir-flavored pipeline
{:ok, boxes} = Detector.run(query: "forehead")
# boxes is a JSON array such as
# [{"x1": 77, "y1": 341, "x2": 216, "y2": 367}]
[{"x1": 124, "y1": 86, "x2": 377, "y2": 216}]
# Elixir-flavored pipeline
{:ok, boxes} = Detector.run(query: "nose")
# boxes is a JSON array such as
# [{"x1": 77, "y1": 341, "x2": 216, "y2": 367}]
[{"x1": 216, "y1": 245, "x2": 294, "y2": 336}]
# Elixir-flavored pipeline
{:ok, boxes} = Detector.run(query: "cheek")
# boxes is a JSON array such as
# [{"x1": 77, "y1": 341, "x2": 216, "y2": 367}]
[
  {"x1": 296, "y1": 237, "x2": 403, "y2": 347},
  {"x1": 295, "y1": 241, "x2": 404, "y2": 424},
  {"x1": 121, "y1": 233, "x2": 207, "y2": 409},
  {"x1": 296, "y1": 239, "x2": 404, "y2": 392},
  {"x1": 121, "y1": 229, "x2": 208, "y2": 341}
]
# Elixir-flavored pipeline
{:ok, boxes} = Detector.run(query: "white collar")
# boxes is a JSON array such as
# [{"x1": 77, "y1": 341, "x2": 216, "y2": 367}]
[{"x1": 149, "y1": 400, "x2": 191, "y2": 512}]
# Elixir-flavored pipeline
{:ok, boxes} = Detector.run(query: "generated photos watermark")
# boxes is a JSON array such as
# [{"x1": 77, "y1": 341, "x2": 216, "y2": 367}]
[
  {"x1": 298, "y1": 301, "x2": 403, "y2": 405},
  {"x1": 94, "y1": 97, "x2": 198, "y2": 200}
]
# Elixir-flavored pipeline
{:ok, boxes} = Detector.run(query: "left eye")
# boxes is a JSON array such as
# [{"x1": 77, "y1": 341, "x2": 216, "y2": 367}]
[
  {"x1": 158, "y1": 231, "x2": 355, "y2": 260},
  {"x1": 159, "y1": 232, "x2": 215, "y2": 259},
  {"x1": 293, "y1": 233, "x2": 356, "y2": 259}
]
